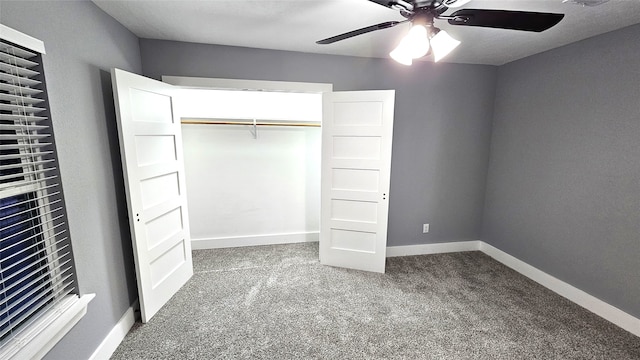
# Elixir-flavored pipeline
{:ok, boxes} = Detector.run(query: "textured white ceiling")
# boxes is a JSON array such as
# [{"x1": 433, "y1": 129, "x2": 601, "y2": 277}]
[{"x1": 92, "y1": 0, "x2": 640, "y2": 65}]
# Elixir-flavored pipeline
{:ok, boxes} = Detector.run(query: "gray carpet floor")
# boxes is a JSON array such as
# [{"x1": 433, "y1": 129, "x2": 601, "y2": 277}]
[{"x1": 111, "y1": 242, "x2": 640, "y2": 359}]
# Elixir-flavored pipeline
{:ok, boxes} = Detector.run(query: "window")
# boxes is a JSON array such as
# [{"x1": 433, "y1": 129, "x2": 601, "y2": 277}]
[{"x1": 0, "y1": 25, "x2": 92, "y2": 360}]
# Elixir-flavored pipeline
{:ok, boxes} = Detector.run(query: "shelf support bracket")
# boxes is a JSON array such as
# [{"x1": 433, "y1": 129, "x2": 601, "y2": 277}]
[{"x1": 250, "y1": 118, "x2": 257, "y2": 139}]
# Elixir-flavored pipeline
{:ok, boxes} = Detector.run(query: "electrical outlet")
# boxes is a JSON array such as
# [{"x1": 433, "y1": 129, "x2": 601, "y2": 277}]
[{"x1": 423, "y1": 223, "x2": 430, "y2": 233}]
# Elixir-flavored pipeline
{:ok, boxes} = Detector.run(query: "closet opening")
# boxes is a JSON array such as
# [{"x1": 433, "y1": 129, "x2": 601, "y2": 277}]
[{"x1": 168, "y1": 77, "x2": 331, "y2": 250}]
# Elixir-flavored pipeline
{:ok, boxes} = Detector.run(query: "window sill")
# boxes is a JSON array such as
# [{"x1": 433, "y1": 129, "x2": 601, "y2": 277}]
[{"x1": 0, "y1": 293, "x2": 95, "y2": 360}]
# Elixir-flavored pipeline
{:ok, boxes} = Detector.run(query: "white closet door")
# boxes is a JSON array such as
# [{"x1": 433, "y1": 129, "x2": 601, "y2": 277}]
[
  {"x1": 320, "y1": 90, "x2": 395, "y2": 273},
  {"x1": 111, "y1": 68, "x2": 193, "y2": 322}
]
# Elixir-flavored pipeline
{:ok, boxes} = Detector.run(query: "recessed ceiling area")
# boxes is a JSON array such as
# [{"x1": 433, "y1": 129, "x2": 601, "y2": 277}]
[{"x1": 92, "y1": 0, "x2": 640, "y2": 65}]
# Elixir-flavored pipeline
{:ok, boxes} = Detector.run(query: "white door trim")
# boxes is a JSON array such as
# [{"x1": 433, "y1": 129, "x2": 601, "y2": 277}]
[{"x1": 162, "y1": 75, "x2": 333, "y2": 93}]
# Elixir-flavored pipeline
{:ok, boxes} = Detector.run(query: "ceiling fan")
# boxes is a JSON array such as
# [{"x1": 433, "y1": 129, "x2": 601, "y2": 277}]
[{"x1": 316, "y1": 0, "x2": 565, "y2": 65}]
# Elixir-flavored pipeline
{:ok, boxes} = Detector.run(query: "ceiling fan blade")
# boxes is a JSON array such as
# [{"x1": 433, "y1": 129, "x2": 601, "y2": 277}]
[
  {"x1": 446, "y1": 9, "x2": 564, "y2": 32},
  {"x1": 316, "y1": 21, "x2": 406, "y2": 45}
]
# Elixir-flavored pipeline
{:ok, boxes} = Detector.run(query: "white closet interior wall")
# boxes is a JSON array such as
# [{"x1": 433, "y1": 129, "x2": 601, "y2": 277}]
[{"x1": 177, "y1": 89, "x2": 322, "y2": 249}]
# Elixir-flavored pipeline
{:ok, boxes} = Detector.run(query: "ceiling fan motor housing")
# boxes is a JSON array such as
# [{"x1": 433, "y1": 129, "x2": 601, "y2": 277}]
[
  {"x1": 413, "y1": 0, "x2": 437, "y2": 7},
  {"x1": 411, "y1": 12, "x2": 435, "y2": 26}
]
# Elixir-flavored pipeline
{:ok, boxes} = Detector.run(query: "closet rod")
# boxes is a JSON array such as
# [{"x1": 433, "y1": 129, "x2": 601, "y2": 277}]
[{"x1": 181, "y1": 119, "x2": 321, "y2": 127}]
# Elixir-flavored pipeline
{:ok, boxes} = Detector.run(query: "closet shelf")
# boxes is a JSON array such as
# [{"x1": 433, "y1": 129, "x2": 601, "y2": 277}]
[{"x1": 181, "y1": 118, "x2": 321, "y2": 127}]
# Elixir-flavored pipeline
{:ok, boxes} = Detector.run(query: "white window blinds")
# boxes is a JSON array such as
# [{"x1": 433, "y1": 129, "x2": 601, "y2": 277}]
[{"x1": 0, "y1": 36, "x2": 78, "y2": 353}]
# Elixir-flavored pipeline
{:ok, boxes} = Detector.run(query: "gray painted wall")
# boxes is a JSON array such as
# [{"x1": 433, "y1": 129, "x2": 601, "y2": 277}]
[
  {"x1": 140, "y1": 39, "x2": 498, "y2": 246},
  {"x1": 483, "y1": 24, "x2": 640, "y2": 318},
  {"x1": 1, "y1": 0, "x2": 638, "y2": 356},
  {"x1": 0, "y1": 1, "x2": 141, "y2": 359}
]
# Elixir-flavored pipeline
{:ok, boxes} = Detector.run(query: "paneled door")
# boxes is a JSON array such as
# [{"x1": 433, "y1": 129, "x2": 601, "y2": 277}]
[
  {"x1": 111, "y1": 69, "x2": 193, "y2": 322},
  {"x1": 320, "y1": 90, "x2": 395, "y2": 273}
]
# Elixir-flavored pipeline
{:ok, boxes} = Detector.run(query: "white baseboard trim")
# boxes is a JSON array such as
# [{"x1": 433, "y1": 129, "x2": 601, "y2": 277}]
[
  {"x1": 478, "y1": 242, "x2": 640, "y2": 338},
  {"x1": 386, "y1": 240, "x2": 481, "y2": 257},
  {"x1": 192, "y1": 231, "x2": 319, "y2": 250},
  {"x1": 89, "y1": 300, "x2": 138, "y2": 360}
]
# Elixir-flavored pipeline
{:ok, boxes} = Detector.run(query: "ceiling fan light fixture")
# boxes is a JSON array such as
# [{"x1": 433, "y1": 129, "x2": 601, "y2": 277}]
[
  {"x1": 390, "y1": 24, "x2": 430, "y2": 65},
  {"x1": 430, "y1": 29, "x2": 461, "y2": 62},
  {"x1": 405, "y1": 24, "x2": 431, "y2": 58},
  {"x1": 389, "y1": 48, "x2": 413, "y2": 65}
]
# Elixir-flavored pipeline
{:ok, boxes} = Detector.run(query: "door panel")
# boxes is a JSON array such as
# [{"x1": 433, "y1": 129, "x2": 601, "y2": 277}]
[
  {"x1": 112, "y1": 68, "x2": 193, "y2": 322},
  {"x1": 320, "y1": 90, "x2": 395, "y2": 273}
]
